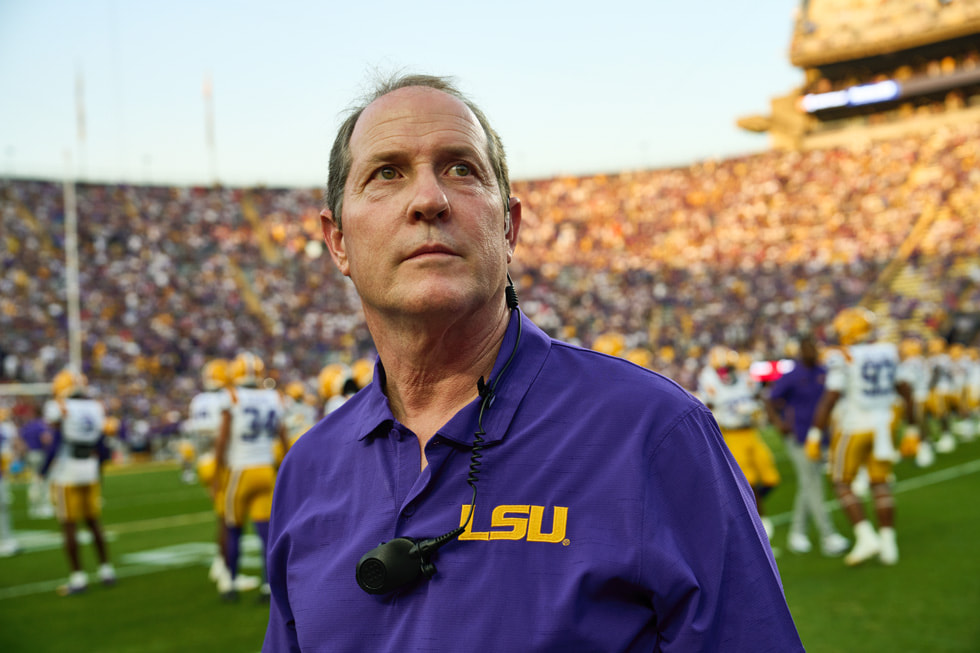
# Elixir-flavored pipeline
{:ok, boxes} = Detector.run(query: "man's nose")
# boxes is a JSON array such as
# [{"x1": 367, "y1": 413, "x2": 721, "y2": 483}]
[{"x1": 408, "y1": 170, "x2": 450, "y2": 222}]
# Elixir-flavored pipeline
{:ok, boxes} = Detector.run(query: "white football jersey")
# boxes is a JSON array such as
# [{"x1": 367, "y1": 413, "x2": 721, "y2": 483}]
[
  {"x1": 283, "y1": 397, "x2": 317, "y2": 440},
  {"x1": 219, "y1": 387, "x2": 283, "y2": 468},
  {"x1": 188, "y1": 390, "x2": 227, "y2": 441},
  {"x1": 896, "y1": 355, "x2": 929, "y2": 403},
  {"x1": 44, "y1": 397, "x2": 105, "y2": 485},
  {"x1": 826, "y1": 342, "x2": 900, "y2": 458},
  {"x1": 699, "y1": 367, "x2": 759, "y2": 430},
  {"x1": 928, "y1": 353, "x2": 954, "y2": 394}
]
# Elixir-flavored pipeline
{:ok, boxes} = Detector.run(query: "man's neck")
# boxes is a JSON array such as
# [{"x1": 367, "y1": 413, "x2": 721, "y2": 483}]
[{"x1": 368, "y1": 302, "x2": 511, "y2": 456}]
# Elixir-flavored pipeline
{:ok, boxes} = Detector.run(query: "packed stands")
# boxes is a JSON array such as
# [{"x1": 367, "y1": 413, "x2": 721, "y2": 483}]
[{"x1": 2, "y1": 120, "x2": 979, "y2": 443}]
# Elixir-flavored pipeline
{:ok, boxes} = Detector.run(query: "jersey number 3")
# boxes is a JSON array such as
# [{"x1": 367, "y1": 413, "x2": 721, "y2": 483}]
[{"x1": 242, "y1": 407, "x2": 278, "y2": 441}]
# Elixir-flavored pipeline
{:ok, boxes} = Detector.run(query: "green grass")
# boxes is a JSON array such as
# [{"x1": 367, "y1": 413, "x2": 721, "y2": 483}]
[
  {"x1": 1, "y1": 437, "x2": 979, "y2": 652},
  {"x1": 761, "y1": 428, "x2": 980, "y2": 653}
]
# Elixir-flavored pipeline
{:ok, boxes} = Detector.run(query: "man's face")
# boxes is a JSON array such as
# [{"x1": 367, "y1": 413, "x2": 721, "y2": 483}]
[{"x1": 323, "y1": 86, "x2": 518, "y2": 322}]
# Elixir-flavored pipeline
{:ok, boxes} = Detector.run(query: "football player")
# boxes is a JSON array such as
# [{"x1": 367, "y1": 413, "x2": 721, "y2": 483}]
[
  {"x1": 961, "y1": 347, "x2": 980, "y2": 439},
  {"x1": 698, "y1": 346, "x2": 781, "y2": 543},
  {"x1": 214, "y1": 352, "x2": 288, "y2": 601},
  {"x1": 276, "y1": 380, "x2": 318, "y2": 464},
  {"x1": 317, "y1": 362, "x2": 351, "y2": 416},
  {"x1": 896, "y1": 336, "x2": 933, "y2": 466},
  {"x1": 808, "y1": 308, "x2": 919, "y2": 566},
  {"x1": 947, "y1": 343, "x2": 975, "y2": 442},
  {"x1": 925, "y1": 337, "x2": 956, "y2": 453},
  {"x1": 188, "y1": 358, "x2": 236, "y2": 588},
  {"x1": 41, "y1": 368, "x2": 117, "y2": 595}
]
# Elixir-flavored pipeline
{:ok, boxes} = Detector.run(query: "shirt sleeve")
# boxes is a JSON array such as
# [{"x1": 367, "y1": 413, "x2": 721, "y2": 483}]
[
  {"x1": 43, "y1": 399, "x2": 63, "y2": 425},
  {"x1": 644, "y1": 405, "x2": 804, "y2": 652},
  {"x1": 766, "y1": 373, "x2": 791, "y2": 403},
  {"x1": 40, "y1": 429, "x2": 63, "y2": 478}
]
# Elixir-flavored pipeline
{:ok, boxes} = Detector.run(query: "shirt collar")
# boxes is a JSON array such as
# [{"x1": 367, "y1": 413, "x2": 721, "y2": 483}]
[{"x1": 352, "y1": 309, "x2": 550, "y2": 447}]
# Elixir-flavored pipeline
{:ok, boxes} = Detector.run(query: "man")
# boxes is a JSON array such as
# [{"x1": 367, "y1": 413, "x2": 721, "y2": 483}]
[
  {"x1": 263, "y1": 74, "x2": 802, "y2": 651},
  {"x1": 42, "y1": 368, "x2": 116, "y2": 595},
  {"x1": 697, "y1": 345, "x2": 781, "y2": 543},
  {"x1": 18, "y1": 402, "x2": 55, "y2": 519},
  {"x1": 808, "y1": 307, "x2": 919, "y2": 566},
  {"x1": 765, "y1": 335, "x2": 849, "y2": 556},
  {"x1": 214, "y1": 352, "x2": 287, "y2": 601}
]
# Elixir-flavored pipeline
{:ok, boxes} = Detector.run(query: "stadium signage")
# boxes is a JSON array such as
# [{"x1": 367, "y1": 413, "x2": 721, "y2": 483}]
[{"x1": 800, "y1": 80, "x2": 900, "y2": 113}]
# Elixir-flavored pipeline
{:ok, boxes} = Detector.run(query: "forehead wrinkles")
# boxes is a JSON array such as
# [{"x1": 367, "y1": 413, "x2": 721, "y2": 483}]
[{"x1": 350, "y1": 88, "x2": 489, "y2": 166}]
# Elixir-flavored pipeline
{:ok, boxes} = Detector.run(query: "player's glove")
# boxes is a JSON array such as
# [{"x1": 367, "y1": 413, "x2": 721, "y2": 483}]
[{"x1": 805, "y1": 426, "x2": 823, "y2": 461}]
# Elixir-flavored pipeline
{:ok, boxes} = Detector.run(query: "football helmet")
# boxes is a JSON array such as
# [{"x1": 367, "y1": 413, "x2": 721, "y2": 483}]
[
  {"x1": 899, "y1": 337, "x2": 923, "y2": 360},
  {"x1": 832, "y1": 307, "x2": 876, "y2": 346},
  {"x1": 708, "y1": 345, "x2": 734, "y2": 370},
  {"x1": 927, "y1": 337, "x2": 947, "y2": 356},
  {"x1": 202, "y1": 358, "x2": 229, "y2": 391},
  {"x1": 230, "y1": 352, "x2": 265, "y2": 387},
  {"x1": 52, "y1": 368, "x2": 87, "y2": 399},
  {"x1": 283, "y1": 380, "x2": 306, "y2": 401},
  {"x1": 351, "y1": 358, "x2": 375, "y2": 389},
  {"x1": 318, "y1": 363, "x2": 351, "y2": 400},
  {"x1": 735, "y1": 351, "x2": 753, "y2": 372},
  {"x1": 948, "y1": 343, "x2": 965, "y2": 360}
]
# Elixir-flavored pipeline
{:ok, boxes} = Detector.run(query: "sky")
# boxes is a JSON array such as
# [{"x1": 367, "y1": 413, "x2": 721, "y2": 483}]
[{"x1": 0, "y1": 0, "x2": 805, "y2": 188}]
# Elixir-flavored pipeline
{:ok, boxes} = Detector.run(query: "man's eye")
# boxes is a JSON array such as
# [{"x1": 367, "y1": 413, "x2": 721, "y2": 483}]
[
  {"x1": 449, "y1": 163, "x2": 471, "y2": 177},
  {"x1": 376, "y1": 166, "x2": 397, "y2": 180}
]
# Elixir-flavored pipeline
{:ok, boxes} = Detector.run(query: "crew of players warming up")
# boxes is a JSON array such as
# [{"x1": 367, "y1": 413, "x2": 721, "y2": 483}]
[
  {"x1": 0, "y1": 319, "x2": 976, "y2": 595},
  {"x1": 693, "y1": 306, "x2": 978, "y2": 566}
]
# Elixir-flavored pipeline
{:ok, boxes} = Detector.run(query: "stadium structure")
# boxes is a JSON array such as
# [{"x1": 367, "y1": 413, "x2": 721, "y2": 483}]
[{"x1": 739, "y1": 0, "x2": 980, "y2": 150}]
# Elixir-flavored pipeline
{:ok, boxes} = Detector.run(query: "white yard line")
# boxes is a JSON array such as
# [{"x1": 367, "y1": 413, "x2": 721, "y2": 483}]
[{"x1": 768, "y1": 458, "x2": 980, "y2": 526}]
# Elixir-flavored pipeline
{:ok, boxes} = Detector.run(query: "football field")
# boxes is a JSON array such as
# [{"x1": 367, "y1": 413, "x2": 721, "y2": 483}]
[{"x1": 1, "y1": 435, "x2": 978, "y2": 652}]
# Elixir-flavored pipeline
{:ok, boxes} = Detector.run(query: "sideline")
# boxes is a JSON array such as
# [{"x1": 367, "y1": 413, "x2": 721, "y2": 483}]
[
  {"x1": 768, "y1": 456, "x2": 980, "y2": 526},
  {"x1": 3, "y1": 458, "x2": 978, "y2": 600}
]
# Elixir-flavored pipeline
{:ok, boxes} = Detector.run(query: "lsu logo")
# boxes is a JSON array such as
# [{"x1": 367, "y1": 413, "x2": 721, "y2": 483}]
[{"x1": 457, "y1": 504, "x2": 569, "y2": 544}]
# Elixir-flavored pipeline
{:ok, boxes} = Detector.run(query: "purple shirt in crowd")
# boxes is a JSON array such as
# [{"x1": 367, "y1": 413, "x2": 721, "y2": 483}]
[
  {"x1": 263, "y1": 311, "x2": 804, "y2": 652},
  {"x1": 19, "y1": 418, "x2": 49, "y2": 451},
  {"x1": 767, "y1": 361, "x2": 828, "y2": 444}
]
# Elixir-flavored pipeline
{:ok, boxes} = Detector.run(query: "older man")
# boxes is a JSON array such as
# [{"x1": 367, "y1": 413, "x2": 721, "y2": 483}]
[{"x1": 263, "y1": 74, "x2": 803, "y2": 652}]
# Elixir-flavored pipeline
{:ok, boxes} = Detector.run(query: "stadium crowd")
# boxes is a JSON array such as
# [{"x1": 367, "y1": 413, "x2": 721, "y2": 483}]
[
  {"x1": 793, "y1": 0, "x2": 980, "y2": 56},
  {"x1": 1, "y1": 120, "x2": 979, "y2": 448}
]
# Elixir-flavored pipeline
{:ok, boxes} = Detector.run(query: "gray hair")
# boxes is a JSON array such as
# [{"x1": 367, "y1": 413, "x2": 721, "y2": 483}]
[{"x1": 325, "y1": 73, "x2": 511, "y2": 230}]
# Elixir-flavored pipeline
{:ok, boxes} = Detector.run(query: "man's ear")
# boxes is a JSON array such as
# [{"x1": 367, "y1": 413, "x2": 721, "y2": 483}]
[
  {"x1": 321, "y1": 209, "x2": 350, "y2": 276},
  {"x1": 505, "y1": 197, "x2": 522, "y2": 263}
]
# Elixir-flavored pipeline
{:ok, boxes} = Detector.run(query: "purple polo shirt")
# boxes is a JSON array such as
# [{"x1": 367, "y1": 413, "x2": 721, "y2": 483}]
[
  {"x1": 263, "y1": 311, "x2": 803, "y2": 652},
  {"x1": 767, "y1": 362, "x2": 827, "y2": 445}
]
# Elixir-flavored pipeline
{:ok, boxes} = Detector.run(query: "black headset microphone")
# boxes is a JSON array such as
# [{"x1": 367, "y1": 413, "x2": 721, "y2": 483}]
[{"x1": 355, "y1": 277, "x2": 522, "y2": 595}]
